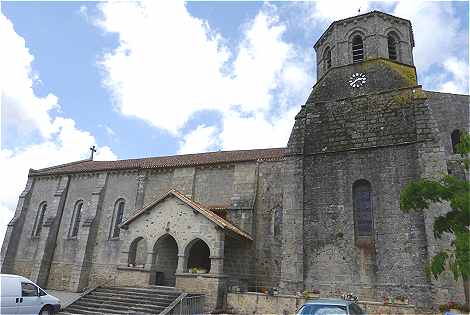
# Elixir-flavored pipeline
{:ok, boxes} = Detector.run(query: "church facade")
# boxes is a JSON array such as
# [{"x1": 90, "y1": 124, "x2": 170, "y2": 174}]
[{"x1": 1, "y1": 11, "x2": 469, "y2": 310}]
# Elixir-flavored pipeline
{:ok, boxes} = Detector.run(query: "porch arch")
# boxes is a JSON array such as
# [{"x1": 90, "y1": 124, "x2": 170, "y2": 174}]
[
  {"x1": 128, "y1": 237, "x2": 147, "y2": 267},
  {"x1": 151, "y1": 233, "x2": 179, "y2": 286},
  {"x1": 184, "y1": 238, "x2": 211, "y2": 273}
]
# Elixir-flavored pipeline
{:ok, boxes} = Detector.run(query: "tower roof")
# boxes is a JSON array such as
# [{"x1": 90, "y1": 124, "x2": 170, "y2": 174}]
[{"x1": 314, "y1": 10, "x2": 414, "y2": 49}]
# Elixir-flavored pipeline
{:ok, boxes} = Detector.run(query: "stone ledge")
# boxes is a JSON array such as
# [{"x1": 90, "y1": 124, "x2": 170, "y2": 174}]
[
  {"x1": 175, "y1": 272, "x2": 229, "y2": 279},
  {"x1": 117, "y1": 266, "x2": 150, "y2": 273}
]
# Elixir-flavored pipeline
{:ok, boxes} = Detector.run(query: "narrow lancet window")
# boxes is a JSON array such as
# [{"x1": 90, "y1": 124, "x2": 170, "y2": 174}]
[
  {"x1": 70, "y1": 201, "x2": 83, "y2": 237},
  {"x1": 112, "y1": 199, "x2": 125, "y2": 238},
  {"x1": 324, "y1": 47, "x2": 332, "y2": 70},
  {"x1": 451, "y1": 129, "x2": 461, "y2": 154},
  {"x1": 32, "y1": 203, "x2": 47, "y2": 237},
  {"x1": 353, "y1": 179, "x2": 373, "y2": 237},
  {"x1": 352, "y1": 35, "x2": 364, "y2": 63},
  {"x1": 388, "y1": 35, "x2": 398, "y2": 60}
]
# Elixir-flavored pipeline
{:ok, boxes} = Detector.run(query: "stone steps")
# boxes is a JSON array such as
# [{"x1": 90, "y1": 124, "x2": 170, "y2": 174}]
[
  {"x1": 87, "y1": 291, "x2": 175, "y2": 304},
  {"x1": 60, "y1": 286, "x2": 181, "y2": 315}
]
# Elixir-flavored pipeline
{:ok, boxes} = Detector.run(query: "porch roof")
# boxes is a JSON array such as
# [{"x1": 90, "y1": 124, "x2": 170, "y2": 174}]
[{"x1": 120, "y1": 189, "x2": 253, "y2": 241}]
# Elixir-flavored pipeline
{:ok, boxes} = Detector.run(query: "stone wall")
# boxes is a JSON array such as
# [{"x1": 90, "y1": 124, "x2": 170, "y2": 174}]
[
  {"x1": 176, "y1": 274, "x2": 226, "y2": 312},
  {"x1": 88, "y1": 171, "x2": 140, "y2": 287},
  {"x1": 194, "y1": 165, "x2": 234, "y2": 206},
  {"x1": 426, "y1": 92, "x2": 470, "y2": 156},
  {"x1": 302, "y1": 144, "x2": 429, "y2": 305},
  {"x1": 227, "y1": 293, "x2": 417, "y2": 315},
  {"x1": 252, "y1": 160, "x2": 284, "y2": 289}
]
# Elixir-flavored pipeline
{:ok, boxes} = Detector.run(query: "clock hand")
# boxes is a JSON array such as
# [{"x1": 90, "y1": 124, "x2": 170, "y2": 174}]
[{"x1": 351, "y1": 78, "x2": 361, "y2": 85}]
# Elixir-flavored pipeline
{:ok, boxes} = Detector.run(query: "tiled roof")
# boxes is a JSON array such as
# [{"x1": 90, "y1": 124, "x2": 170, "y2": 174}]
[
  {"x1": 121, "y1": 189, "x2": 253, "y2": 241},
  {"x1": 30, "y1": 148, "x2": 286, "y2": 176}
]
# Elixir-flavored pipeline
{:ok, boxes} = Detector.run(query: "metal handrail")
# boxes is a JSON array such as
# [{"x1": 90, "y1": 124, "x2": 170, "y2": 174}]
[
  {"x1": 160, "y1": 292, "x2": 188, "y2": 315},
  {"x1": 161, "y1": 293, "x2": 205, "y2": 315}
]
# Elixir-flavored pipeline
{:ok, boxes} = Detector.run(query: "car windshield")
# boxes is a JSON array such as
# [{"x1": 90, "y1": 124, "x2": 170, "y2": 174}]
[{"x1": 297, "y1": 304, "x2": 348, "y2": 315}]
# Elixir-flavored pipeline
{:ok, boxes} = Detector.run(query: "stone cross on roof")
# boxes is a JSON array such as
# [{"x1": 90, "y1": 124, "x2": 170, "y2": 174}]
[{"x1": 89, "y1": 145, "x2": 97, "y2": 160}]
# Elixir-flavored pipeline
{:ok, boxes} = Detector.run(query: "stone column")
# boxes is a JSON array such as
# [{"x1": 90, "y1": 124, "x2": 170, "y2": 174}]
[
  {"x1": 210, "y1": 256, "x2": 224, "y2": 275},
  {"x1": 279, "y1": 155, "x2": 304, "y2": 294},
  {"x1": 69, "y1": 173, "x2": 107, "y2": 292},
  {"x1": 279, "y1": 107, "x2": 306, "y2": 294},
  {"x1": 145, "y1": 251, "x2": 154, "y2": 269},
  {"x1": 176, "y1": 254, "x2": 186, "y2": 273},
  {"x1": 1, "y1": 176, "x2": 34, "y2": 273},
  {"x1": 30, "y1": 176, "x2": 70, "y2": 287}
]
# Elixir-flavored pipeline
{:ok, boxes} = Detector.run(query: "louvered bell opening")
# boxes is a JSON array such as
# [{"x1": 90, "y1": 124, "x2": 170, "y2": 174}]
[
  {"x1": 352, "y1": 36, "x2": 364, "y2": 63},
  {"x1": 388, "y1": 37, "x2": 397, "y2": 60}
]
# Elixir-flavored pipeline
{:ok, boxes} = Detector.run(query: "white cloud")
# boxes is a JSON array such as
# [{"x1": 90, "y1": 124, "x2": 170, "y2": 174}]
[
  {"x1": 96, "y1": 2, "x2": 312, "y2": 152},
  {"x1": 98, "y1": 1, "x2": 231, "y2": 135},
  {"x1": 1, "y1": 14, "x2": 59, "y2": 138},
  {"x1": 177, "y1": 125, "x2": 218, "y2": 154},
  {"x1": 0, "y1": 13, "x2": 117, "y2": 245},
  {"x1": 437, "y1": 57, "x2": 469, "y2": 94},
  {"x1": 393, "y1": 1, "x2": 463, "y2": 73},
  {"x1": 310, "y1": 0, "x2": 370, "y2": 23},
  {"x1": 219, "y1": 108, "x2": 298, "y2": 151}
]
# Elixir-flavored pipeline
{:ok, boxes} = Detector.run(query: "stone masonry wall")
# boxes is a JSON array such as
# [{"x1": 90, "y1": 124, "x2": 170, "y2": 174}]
[
  {"x1": 46, "y1": 174, "x2": 98, "y2": 290},
  {"x1": 13, "y1": 177, "x2": 60, "y2": 282},
  {"x1": 87, "y1": 171, "x2": 140, "y2": 287},
  {"x1": 426, "y1": 92, "x2": 470, "y2": 156},
  {"x1": 252, "y1": 160, "x2": 284, "y2": 290},
  {"x1": 300, "y1": 89, "x2": 433, "y2": 306},
  {"x1": 303, "y1": 144, "x2": 430, "y2": 306}
]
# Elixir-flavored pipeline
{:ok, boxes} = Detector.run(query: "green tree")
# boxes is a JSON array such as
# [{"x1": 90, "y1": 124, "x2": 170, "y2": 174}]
[{"x1": 400, "y1": 131, "x2": 470, "y2": 307}]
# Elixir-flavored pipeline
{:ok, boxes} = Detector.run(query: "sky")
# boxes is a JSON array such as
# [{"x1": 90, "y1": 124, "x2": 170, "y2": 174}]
[{"x1": 0, "y1": 1, "x2": 469, "y2": 245}]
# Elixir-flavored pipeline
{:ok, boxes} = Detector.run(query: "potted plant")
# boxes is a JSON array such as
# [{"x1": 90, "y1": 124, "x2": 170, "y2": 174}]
[
  {"x1": 303, "y1": 289, "x2": 320, "y2": 299},
  {"x1": 395, "y1": 295, "x2": 408, "y2": 305}
]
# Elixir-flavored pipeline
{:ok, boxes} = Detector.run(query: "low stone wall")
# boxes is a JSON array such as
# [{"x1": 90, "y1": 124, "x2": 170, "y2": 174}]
[
  {"x1": 227, "y1": 292, "x2": 417, "y2": 315},
  {"x1": 116, "y1": 266, "x2": 150, "y2": 287},
  {"x1": 227, "y1": 292, "x2": 304, "y2": 314},
  {"x1": 176, "y1": 273, "x2": 227, "y2": 312},
  {"x1": 358, "y1": 301, "x2": 416, "y2": 315}
]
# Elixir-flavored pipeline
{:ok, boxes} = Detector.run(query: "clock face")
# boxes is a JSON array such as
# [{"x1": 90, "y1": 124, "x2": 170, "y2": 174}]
[{"x1": 348, "y1": 72, "x2": 367, "y2": 88}]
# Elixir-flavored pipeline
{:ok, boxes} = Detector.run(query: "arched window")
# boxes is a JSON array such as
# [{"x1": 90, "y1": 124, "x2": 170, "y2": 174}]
[
  {"x1": 128, "y1": 237, "x2": 146, "y2": 267},
  {"x1": 323, "y1": 47, "x2": 332, "y2": 70},
  {"x1": 69, "y1": 201, "x2": 83, "y2": 238},
  {"x1": 451, "y1": 129, "x2": 461, "y2": 154},
  {"x1": 111, "y1": 199, "x2": 125, "y2": 238},
  {"x1": 353, "y1": 180, "x2": 373, "y2": 237},
  {"x1": 32, "y1": 202, "x2": 47, "y2": 237},
  {"x1": 352, "y1": 35, "x2": 364, "y2": 63},
  {"x1": 387, "y1": 34, "x2": 398, "y2": 60}
]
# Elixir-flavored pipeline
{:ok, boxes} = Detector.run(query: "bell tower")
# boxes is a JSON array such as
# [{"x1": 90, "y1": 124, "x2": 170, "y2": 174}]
[
  {"x1": 314, "y1": 10, "x2": 415, "y2": 79},
  {"x1": 307, "y1": 11, "x2": 418, "y2": 103}
]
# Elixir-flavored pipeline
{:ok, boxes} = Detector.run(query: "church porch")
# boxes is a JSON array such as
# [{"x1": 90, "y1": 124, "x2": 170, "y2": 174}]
[{"x1": 115, "y1": 189, "x2": 253, "y2": 311}]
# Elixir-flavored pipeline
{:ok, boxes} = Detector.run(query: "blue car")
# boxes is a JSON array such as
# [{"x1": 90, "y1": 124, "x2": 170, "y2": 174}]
[{"x1": 296, "y1": 298, "x2": 367, "y2": 315}]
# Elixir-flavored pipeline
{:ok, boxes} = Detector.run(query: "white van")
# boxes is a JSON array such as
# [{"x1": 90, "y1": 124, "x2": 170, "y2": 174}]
[{"x1": 0, "y1": 274, "x2": 61, "y2": 315}]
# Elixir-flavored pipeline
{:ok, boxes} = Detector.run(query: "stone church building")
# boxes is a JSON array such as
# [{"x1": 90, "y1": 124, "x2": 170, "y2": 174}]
[{"x1": 1, "y1": 11, "x2": 469, "y2": 310}]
